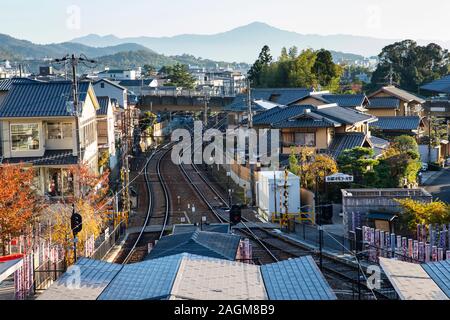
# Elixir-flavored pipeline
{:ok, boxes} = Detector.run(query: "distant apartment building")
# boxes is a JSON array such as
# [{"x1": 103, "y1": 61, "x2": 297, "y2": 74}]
[
  {"x1": 97, "y1": 69, "x2": 139, "y2": 81},
  {"x1": 189, "y1": 68, "x2": 246, "y2": 95}
]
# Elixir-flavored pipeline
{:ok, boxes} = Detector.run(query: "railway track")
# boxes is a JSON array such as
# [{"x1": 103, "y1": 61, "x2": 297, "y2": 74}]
[
  {"x1": 178, "y1": 153, "x2": 396, "y2": 300},
  {"x1": 115, "y1": 145, "x2": 172, "y2": 264}
]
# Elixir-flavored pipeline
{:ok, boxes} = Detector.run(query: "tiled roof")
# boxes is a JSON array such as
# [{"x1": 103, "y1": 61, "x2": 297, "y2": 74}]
[
  {"x1": 423, "y1": 100, "x2": 450, "y2": 113},
  {"x1": 371, "y1": 116, "x2": 422, "y2": 131},
  {"x1": 170, "y1": 255, "x2": 267, "y2": 300},
  {"x1": 93, "y1": 78, "x2": 126, "y2": 91},
  {"x1": 98, "y1": 69, "x2": 129, "y2": 74},
  {"x1": 368, "y1": 97, "x2": 400, "y2": 109},
  {"x1": 328, "y1": 133, "x2": 370, "y2": 158},
  {"x1": 0, "y1": 77, "x2": 41, "y2": 91},
  {"x1": 252, "y1": 88, "x2": 313, "y2": 105},
  {"x1": 272, "y1": 118, "x2": 334, "y2": 129},
  {"x1": 379, "y1": 257, "x2": 448, "y2": 300},
  {"x1": 261, "y1": 256, "x2": 337, "y2": 300},
  {"x1": 314, "y1": 105, "x2": 375, "y2": 125},
  {"x1": 2, "y1": 150, "x2": 78, "y2": 166},
  {"x1": 0, "y1": 81, "x2": 91, "y2": 118},
  {"x1": 224, "y1": 94, "x2": 266, "y2": 112},
  {"x1": 96, "y1": 96, "x2": 110, "y2": 116},
  {"x1": 422, "y1": 260, "x2": 450, "y2": 298},
  {"x1": 321, "y1": 94, "x2": 367, "y2": 108},
  {"x1": 145, "y1": 230, "x2": 240, "y2": 261},
  {"x1": 172, "y1": 224, "x2": 230, "y2": 235},
  {"x1": 38, "y1": 258, "x2": 123, "y2": 300},
  {"x1": 98, "y1": 254, "x2": 182, "y2": 300},
  {"x1": 42, "y1": 254, "x2": 335, "y2": 300},
  {"x1": 369, "y1": 86, "x2": 425, "y2": 104},
  {"x1": 420, "y1": 75, "x2": 450, "y2": 94},
  {"x1": 253, "y1": 104, "x2": 375, "y2": 128}
]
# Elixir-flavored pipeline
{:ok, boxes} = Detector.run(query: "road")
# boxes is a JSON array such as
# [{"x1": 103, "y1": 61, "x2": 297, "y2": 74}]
[{"x1": 424, "y1": 168, "x2": 450, "y2": 204}]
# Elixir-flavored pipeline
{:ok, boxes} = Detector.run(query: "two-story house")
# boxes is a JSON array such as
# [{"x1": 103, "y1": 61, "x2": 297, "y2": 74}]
[
  {"x1": 367, "y1": 85, "x2": 425, "y2": 117},
  {"x1": 294, "y1": 92, "x2": 369, "y2": 112},
  {"x1": 0, "y1": 81, "x2": 99, "y2": 198},
  {"x1": 252, "y1": 103, "x2": 377, "y2": 159}
]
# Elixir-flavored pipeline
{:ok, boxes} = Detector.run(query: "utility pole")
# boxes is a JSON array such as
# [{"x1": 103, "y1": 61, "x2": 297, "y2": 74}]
[
  {"x1": 54, "y1": 54, "x2": 96, "y2": 196},
  {"x1": 247, "y1": 79, "x2": 256, "y2": 206}
]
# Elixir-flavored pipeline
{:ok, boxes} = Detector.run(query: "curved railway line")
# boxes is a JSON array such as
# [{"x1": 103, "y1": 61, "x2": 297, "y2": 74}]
[{"x1": 178, "y1": 155, "x2": 396, "y2": 300}]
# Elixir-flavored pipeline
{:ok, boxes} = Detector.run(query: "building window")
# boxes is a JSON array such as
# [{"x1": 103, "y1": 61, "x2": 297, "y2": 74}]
[
  {"x1": 100, "y1": 83, "x2": 105, "y2": 88},
  {"x1": 11, "y1": 123, "x2": 40, "y2": 151},
  {"x1": 294, "y1": 132, "x2": 315, "y2": 147},
  {"x1": 47, "y1": 122, "x2": 72, "y2": 139}
]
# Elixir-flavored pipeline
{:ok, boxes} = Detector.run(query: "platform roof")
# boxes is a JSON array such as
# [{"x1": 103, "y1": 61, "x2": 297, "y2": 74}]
[
  {"x1": 261, "y1": 256, "x2": 337, "y2": 300},
  {"x1": 379, "y1": 257, "x2": 448, "y2": 300},
  {"x1": 422, "y1": 260, "x2": 450, "y2": 298}
]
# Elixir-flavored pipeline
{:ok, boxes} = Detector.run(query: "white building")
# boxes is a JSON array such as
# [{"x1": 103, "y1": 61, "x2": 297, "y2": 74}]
[
  {"x1": 97, "y1": 69, "x2": 137, "y2": 81},
  {"x1": 96, "y1": 96, "x2": 118, "y2": 171},
  {"x1": 256, "y1": 171, "x2": 301, "y2": 222},
  {"x1": 93, "y1": 79, "x2": 128, "y2": 109},
  {"x1": 0, "y1": 81, "x2": 99, "y2": 198}
]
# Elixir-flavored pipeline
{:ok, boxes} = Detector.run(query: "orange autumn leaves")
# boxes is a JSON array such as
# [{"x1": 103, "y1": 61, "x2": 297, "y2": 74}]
[{"x1": 0, "y1": 164, "x2": 37, "y2": 254}]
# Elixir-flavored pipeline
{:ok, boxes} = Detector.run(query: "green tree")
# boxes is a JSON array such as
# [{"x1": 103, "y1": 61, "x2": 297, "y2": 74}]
[
  {"x1": 163, "y1": 63, "x2": 196, "y2": 89},
  {"x1": 373, "y1": 135, "x2": 421, "y2": 188},
  {"x1": 142, "y1": 64, "x2": 156, "y2": 77},
  {"x1": 248, "y1": 45, "x2": 273, "y2": 87},
  {"x1": 337, "y1": 147, "x2": 378, "y2": 185},
  {"x1": 313, "y1": 49, "x2": 338, "y2": 88},
  {"x1": 370, "y1": 40, "x2": 449, "y2": 93}
]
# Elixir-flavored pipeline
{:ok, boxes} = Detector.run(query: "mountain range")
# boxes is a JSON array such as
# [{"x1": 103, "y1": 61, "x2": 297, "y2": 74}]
[{"x1": 70, "y1": 22, "x2": 450, "y2": 63}]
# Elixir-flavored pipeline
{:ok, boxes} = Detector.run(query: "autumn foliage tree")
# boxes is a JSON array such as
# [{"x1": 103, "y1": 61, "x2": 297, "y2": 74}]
[
  {"x1": 0, "y1": 164, "x2": 38, "y2": 255},
  {"x1": 42, "y1": 163, "x2": 111, "y2": 264},
  {"x1": 396, "y1": 199, "x2": 450, "y2": 234}
]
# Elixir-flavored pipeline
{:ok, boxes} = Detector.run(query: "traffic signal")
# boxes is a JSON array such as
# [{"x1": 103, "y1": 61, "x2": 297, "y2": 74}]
[
  {"x1": 71, "y1": 206, "x2": 83, "y2": 236},
  {"x1": 229, "y1": 205, "x2": 242, "y2": 225}
]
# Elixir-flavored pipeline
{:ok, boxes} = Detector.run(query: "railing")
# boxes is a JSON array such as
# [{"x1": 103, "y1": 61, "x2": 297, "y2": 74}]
[
  {"x1": 90, "y1": 222, "x2": 126, "y2": 261},
  {"x1": 34, "y1": 259, "x2": 66, "y2": 292}
]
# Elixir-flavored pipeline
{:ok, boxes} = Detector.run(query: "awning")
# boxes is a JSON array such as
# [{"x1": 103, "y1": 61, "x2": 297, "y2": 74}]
[{"x1": 366, "y1": 212, "x2": 398, "y2": 222}]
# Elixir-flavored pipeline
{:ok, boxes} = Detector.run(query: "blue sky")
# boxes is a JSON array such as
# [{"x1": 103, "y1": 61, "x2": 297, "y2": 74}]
[{"x1": 1, "y1": 0, "x2": 449, "y2": 43}]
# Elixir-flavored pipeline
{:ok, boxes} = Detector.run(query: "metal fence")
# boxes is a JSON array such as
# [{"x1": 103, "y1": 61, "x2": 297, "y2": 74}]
[
  {"x1": 90, "y1": 222, "x2": 126, "y2": 261},
  {"x1": 34, "y1": 259, "x2": 66, "y2": 292}
]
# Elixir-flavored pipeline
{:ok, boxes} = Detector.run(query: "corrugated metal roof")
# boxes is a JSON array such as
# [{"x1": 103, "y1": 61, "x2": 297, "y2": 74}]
[
  {"x1": 98, "y1": 254, "x2": 183, "y2": 300},
  {"x1": 328, "y1": 133, "x2": 369, "y2": 158},
  {"x1": 0, "y1": 77, "x2": 41, "y2": 91},
  {"x1": 321, "y1": 94, "x2": 367, "y2": 108},
  {"x1": 420, "y1": 75, "x2": 450, "y2": 94},
  {"x1": 368, "y1": 97, "x2": 400, "y2": 109},
  {"x1": 371, "y1": 116, "x2": 422, "y2": 131},
  {"x1": 0, "y1": 81, "x2": 91, "y2": 118},
  {"x1": 172, "y1": 224, "x2": 230, "y2": 235},
  {"x1": 38, "y1": 258, "x2": 123, "y2": 300},
  {"x1": 422, "y1": 260, "x2": 450, "y2": 298},
  {"x1": 146, "y1": 230, "x2": 240, "y2": 261},
  {"x1": 170, "y1": 255, "x2": 267, "y2": 300},
  {"x1": 2, "y1": 150, "x2": 77, "y2": 166},
  {"x1": 379, "y1": 257, "x2": 448, "y2": 300},
  {"x1": 96, "y1": 96, "x2": 110, "y2": 116},
  {"x1": 261, "y1": 256, "x2": 337, "y2": 300}
]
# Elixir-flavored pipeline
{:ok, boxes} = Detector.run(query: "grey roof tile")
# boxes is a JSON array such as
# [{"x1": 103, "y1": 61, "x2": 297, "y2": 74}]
[
  {"x1": 368, "y1": 97, "x2": 400, "y2": 109},
  {"x1": 261, "y1": 256, "x2": 336, "y2": 300},
  {"x1": 329, "y1": 133, "x2": 369, "y2": 158},
  {"x1": 371, "y1": 116, "x2": 422, "y2": 131},
  {"x1": 0, "y1": 77, "x2": 41, "y2": 91},
  {"x1": 0, "y1": 81, "x2": 92, "y2": 118},
  {"x1": 422, "y1": 260, "x2": 450, "y2": 299},
  {"x1": 2, "y1": 149, "x2": 78, "y2": 166},
  {"x1": 145, "y1": 230, "x2": 240, "y2": 261},
  {"x1": 321, "y1": 94, "x2": 367, "y2": 108},
  {"x1": 420, "y1": 75, "x2": 450, "y2": 94}
]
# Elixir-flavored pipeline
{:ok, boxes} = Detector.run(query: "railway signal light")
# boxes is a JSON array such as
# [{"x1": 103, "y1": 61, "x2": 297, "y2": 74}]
[
  {"x1": 71, "y1": 205, "x2": 83, "y2": 236},
  {"x1": 229, "y1": 205, "x2": 242, "y2": 225}
]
